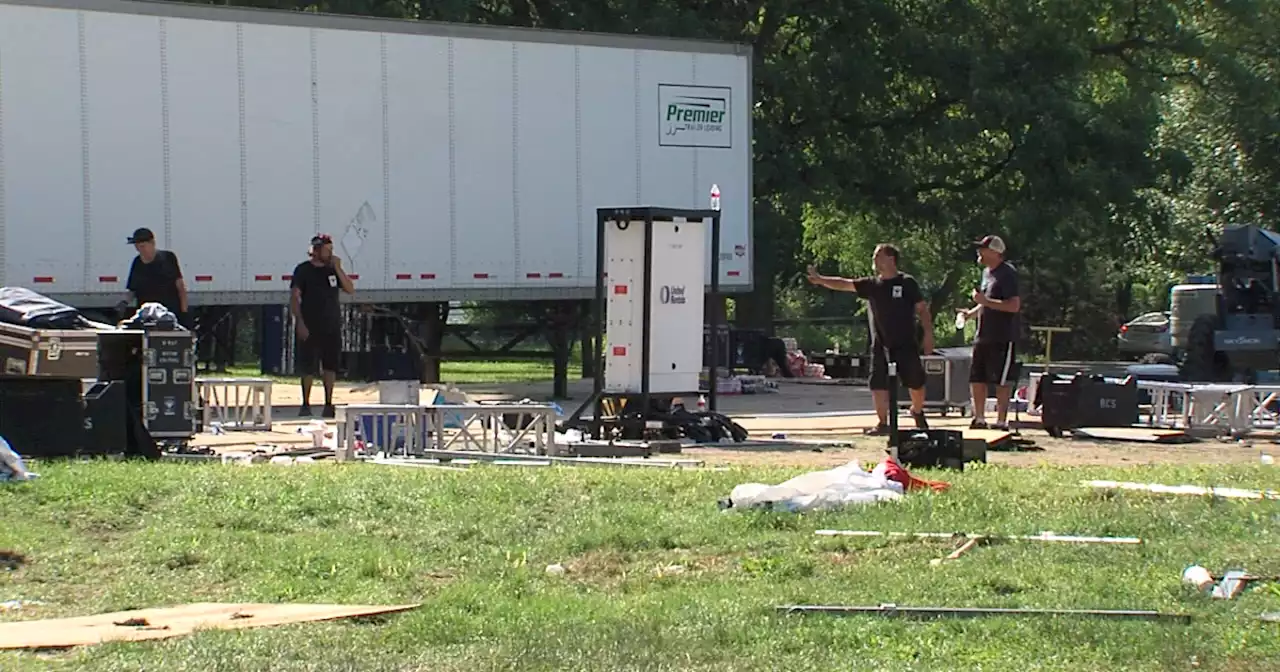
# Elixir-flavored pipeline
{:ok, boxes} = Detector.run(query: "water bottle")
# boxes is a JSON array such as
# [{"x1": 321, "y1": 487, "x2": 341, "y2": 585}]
[
  {"x1": 955, "y1": 312, "x2": 967, "y2": 331},
  {"x1": 709, "y1": 184, "x2": 721, "y2": 211},
  {"x1": 697, "y1": 394, "x2": 707, "y2": 412}
]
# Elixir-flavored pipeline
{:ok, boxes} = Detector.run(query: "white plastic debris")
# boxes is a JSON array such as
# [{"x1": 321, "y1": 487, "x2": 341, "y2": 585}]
[
  {"x1": 723, "y1": 460, "x2": 904, "y2": 512},
  {"x1": 0, "y1": 600, "x2": 44, "y2": 611},
  {"x1": 1183, "y1": 565, "x2": 1214, "y2": 591},
  {"x1": 545, "y1": 563, "x2": 566, "y2": 576}
]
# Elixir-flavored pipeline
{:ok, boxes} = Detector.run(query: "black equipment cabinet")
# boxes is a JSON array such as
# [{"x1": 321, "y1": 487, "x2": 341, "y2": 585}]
[
  {"x1": 1039, "y1": 373, "x2": 1140, "y2": 437},
  {"x1": 99, "y1": 330, "x2": 198, "y2": 441},
  {"x1": 0, "y1": 375, "x2": 91, "y2": 458}
]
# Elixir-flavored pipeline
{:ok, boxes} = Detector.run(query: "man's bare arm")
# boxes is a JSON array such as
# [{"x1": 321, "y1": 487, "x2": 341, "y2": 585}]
[
  {"x1": 813, "y1": 275, "x2": 860, "y2": 292},
  {"x1": 916, "y1": 301, "x2": 935, "y2": 339},
  {"x1": 290, "y1": 288, "x2": 304, "y2": 322},
  {"x1": 806, "y1": 265, "x2": 859, "y2": 292},
  {"x1": 982, "y1": 296, "x2": 1021, "y2": 313},
  {"x1": 176, "y1": 278, "x2": 189, "y2": 313},
  {"x1": 333, "y1": 260, "x2": 356, "y2": 295}
]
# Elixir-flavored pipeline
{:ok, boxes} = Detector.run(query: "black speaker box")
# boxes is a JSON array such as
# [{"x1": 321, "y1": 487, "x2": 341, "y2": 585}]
[
  {"x1": 0, "y1": 375, "x2": 90, "y2": 458},
  {"x1": 83, "y1": 380, "x2": 129, "y2": 454},
  {"x1": 892, "y1": 429, "x2": 985, "y2": 471},
  {"x1": 1040, "y1": 373, "x2": 1139, "y2": 436}
]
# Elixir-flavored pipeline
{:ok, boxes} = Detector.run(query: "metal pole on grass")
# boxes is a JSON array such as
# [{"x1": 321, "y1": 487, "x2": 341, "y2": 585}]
[{"x1": 887, "y1": 360, "x2": 899, "y2": 448}]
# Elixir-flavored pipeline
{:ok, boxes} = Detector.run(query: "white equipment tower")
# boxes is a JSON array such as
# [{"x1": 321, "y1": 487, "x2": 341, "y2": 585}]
[{"x1": 573, "y1": 207, "x2": 723, "y2": 439}]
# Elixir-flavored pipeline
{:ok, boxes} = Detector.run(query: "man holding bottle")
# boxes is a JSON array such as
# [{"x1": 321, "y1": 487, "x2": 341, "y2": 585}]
[{"x1": 957, "y1": 234, "x2": 1021, "y2": 430}]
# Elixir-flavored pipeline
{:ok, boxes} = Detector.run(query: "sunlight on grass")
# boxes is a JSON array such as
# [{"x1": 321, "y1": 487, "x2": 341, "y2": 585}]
[{"x1": 1, "y1": 461, "x2": 1277, "y2": 671}]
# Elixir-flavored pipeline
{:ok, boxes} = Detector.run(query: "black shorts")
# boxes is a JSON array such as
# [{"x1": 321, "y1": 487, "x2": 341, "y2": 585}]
[
  {"x1": 296, "y1": 329, "x2": 341, "y2": 375},
  {"x1": 868, "y1": 345, "x2": 926, "y2": 391},
  {"x1": 970, "y1": 341, "x2": 1018, "y2": 386}
]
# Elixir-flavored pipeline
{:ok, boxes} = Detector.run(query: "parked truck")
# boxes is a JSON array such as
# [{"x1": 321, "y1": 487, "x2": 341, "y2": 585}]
[
  {"x1": 0, "y1": 0, "x2": 753, "y2": 303},
  {"x1": 0, "y1": 0, "x2": 753, "y2": 379}
]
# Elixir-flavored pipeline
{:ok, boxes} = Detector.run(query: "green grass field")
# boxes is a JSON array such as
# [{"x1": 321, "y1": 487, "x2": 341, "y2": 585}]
[
  {"x1": 225, "y1": 359, "x2": 583, "y2": 386},
  {"x1": 1, "y1": 461, "x2": 1277, "y2": 671}
]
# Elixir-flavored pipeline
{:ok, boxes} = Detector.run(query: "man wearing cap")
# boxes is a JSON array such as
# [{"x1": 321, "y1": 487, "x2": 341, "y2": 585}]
[
  {"x1": 958, "y1": 234, "x2": 1021, "y2": 430},
  {"x1": 290, "y1": 233, "x2": 355, "y2": 418},
  {"x1": 125, "y1": 227, "x2": 190, "y2": 327}
]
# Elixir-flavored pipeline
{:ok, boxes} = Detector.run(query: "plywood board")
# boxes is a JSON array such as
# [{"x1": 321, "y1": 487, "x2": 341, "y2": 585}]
[
  {"x1": 962, "y1": 429, "x2": 1013, "y2": 448},
  {"x1": 1073, "y1": 427, "x2": 1190, "y2": 443},
  {"x1": 0, "y1": 602, "x2": 420, "y2": 649}
]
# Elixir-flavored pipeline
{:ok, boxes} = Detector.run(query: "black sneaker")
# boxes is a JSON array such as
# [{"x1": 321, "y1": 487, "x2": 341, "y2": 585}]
[
  {"x1": 969, "y1": 419, "x2": 988, "y2": 430},
  {"x1": 322, "y1": 405, "x2": 337, "y2": 419},
  {"x1": 299, "y1": 404, "x2": 313, "y2": 418},
  {"x1": 912, "y1": 411, "x2": 929, "y2": 429}
]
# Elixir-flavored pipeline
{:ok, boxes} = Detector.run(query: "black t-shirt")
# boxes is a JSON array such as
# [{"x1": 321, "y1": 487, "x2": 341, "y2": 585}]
[
  {"x1": 126, "y1": 250, "x2": 183, "y2": 314},
  {"x1": 976, "y1": 261, "x2": 1019, "y2": 344},
  {"x1": 291, "y1": 261, "x2": 342, "y2": 332},
  {"x1": 853, "y1": 273, "x2": 924, "y2": 347}
]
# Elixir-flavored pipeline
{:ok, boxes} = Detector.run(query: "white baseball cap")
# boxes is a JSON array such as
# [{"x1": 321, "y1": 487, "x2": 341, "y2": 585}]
[{"x1": 975, "y1": 235, "x2": 1006, "y2": 254}]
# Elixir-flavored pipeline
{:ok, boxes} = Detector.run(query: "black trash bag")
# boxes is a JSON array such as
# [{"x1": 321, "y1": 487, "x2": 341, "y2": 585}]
[{"x1": 0, "y1": 287, "x2": 84, "y2": 329}]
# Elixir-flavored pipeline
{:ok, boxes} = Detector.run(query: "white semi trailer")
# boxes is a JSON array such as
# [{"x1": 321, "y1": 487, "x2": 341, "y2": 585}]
[{"x1": 0, "y1": 0, "x2": 753, "y2": 308}]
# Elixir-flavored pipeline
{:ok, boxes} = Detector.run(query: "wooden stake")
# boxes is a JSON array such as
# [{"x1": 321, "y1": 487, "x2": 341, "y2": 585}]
[
  {"x1": 930, "y1": 537, "x2": 981, "y2": 566},
  {"x1": 816, "y1": 530, "x2": 1143, "y2": 544}
]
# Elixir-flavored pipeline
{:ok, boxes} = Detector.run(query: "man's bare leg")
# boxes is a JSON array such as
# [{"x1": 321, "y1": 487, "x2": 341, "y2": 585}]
[
  {"x1": 970, "y1": 382, "x2": 988, "y2": 426},
  {"x1": 907, "y1": 387, "x2": 929, "y2": 428},
  {"x1": 994, "y1": 385, "x2": 1013, "y2": 427},
  {"x1": 300, "y1": 375, "x2": 314, "y2": 416},
  {"x1": 908, "y1": 387, "x2": 926, "y2": 415},
  {"x1": 871, "y1": 389, "x2": 890, "y2": 427},
  {"x1": 322, "y1": 370, "x2": 337, "y2": 408}
]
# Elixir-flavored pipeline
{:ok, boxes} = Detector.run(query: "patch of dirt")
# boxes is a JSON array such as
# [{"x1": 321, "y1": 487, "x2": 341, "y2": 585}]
[
  {"x1": 558, "y1": 549, "x2": 736, "y2": 586},
  {"x1": 0, "y1": 550, "x2": 27, "y2": 571}
]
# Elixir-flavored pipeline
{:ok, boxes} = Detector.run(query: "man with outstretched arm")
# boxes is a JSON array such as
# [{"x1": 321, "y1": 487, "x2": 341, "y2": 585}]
[
  {"x1": 958, "y1": 234, "x2": 1021, "y2": 430},
  {"x1": 807, "y1": 243, "x2": 935, "y2": 435},
  {"x1": 290, "y1": 233, "x2": 356, "y2": 418}
]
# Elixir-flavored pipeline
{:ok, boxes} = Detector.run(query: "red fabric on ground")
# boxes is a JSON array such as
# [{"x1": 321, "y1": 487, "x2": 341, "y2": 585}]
[{"x1": 881, "y1": 456, "x2": 951, "y2": 493}]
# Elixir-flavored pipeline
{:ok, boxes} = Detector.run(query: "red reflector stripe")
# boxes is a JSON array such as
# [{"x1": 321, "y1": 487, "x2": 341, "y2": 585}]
[
  {"x1": 614, "y1": 285, "x2": 628, "y2": 294},
  {"x1": 526, "y1": 272, "x2": 541, "y2": 278},
  {"x1": 195, "y1": 275, "x2": 213, "y2": 282},
  {"x1": 548, "y1": 272, "x2": 564, "y2": 278},
  {"x1": 727, "y1": 271, "x2": 741, "y2": 277},
  {"x1": 348, "y1": 274, "x2": 359, "y2": 280},
  {"x1": 421, "y1": 273, "x2": 436, "y2": 280},
  {"x1": 33, "y1": 276, "x2": 54, "y2": 283},
  {"x1": 254, "y1": 274, "x2": 272, "y2": 281},
  {"x1": 282, "y1": 274, "x2": 293, "y2": 281},
  {"x1": 396, "y1": 273, "x2": 411, "y2": 280},
  {"x1": 474, "y1": 273, "x2": 489, "y2": 279},
  {"x1": 99, "y1": 276, "x2": 118, "y2": 283},
  {"x1": 612, "y1": 346, "x2": 627, "y2": 356}
]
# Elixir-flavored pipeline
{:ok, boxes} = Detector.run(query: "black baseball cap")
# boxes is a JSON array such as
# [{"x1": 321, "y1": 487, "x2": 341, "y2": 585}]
[
  {"x1": 310, "y1": 233, "x2": 333, "y2": 246},
  {"x1": 127, "y1": 227, "x2": 155, "y2": 244}
]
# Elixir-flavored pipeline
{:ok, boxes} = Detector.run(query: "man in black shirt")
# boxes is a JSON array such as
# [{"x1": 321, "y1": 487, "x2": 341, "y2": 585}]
[
  {"x1": 290, "y1": 233, "x2": 356, "y2": 418},
  {"x1": 808, "y1": 243, "x2": 936, "y2": 434},
  {"x1": 958, "y1": 234, "x2": 1021, "y2": 430},
  {"x1": 125, "y1": 227, "x2": 190, "y2": 327}
]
